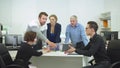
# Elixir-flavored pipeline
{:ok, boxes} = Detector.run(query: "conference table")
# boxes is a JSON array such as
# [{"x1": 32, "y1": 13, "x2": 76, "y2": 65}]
[{"x1": 9, "y1": 50, "x2": 86, "y2": 68}]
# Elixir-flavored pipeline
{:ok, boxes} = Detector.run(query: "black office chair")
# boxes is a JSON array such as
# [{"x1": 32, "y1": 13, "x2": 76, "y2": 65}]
[
  {"x1": 0, "y1": 43, "x2": 25, "y2": 68},
  {"x1": 107, "y1": 39, "x2": 120, "y2": 68}
]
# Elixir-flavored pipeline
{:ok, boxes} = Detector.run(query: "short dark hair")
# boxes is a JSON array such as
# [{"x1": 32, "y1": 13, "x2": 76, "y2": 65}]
[
  {"x1": 38, "y1": 12, "x2": 48, "y2": 18},
  {"x1": 87, "y1": 21, "x2": 98, "y2": 32},
  {"x1": 24, "y1": 31, "x2": 36, "y2": 42}
]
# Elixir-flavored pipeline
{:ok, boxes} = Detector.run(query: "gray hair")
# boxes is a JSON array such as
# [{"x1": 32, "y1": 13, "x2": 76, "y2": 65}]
[{"x1": 70, "y1": 15, "x2": 78, "y2": 20}]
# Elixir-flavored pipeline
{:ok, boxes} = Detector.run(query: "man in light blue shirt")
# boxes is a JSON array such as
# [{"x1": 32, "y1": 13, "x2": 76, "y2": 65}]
[{"x1": 65, "y1": 15, "x2": 88, "y2": 47}]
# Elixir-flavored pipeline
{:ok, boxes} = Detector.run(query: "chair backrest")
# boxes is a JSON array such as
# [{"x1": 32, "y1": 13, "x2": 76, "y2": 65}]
[
  {"x1": 0, "y1": 56, "x2": 6, "y2": 68},
  {"x1": 107, "y1": 39, "x2": 120, "y2": 64},
  {"x1": 0, "y1": 44, "x2": 13, "y2": 65}
]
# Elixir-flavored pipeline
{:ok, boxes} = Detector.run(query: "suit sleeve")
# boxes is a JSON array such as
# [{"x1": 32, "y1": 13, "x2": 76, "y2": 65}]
[
  {"x1": 27, "y1": 25, "x2": 47, "y2": 42},
  {"x1": 65, "y1": 25, "x2": 70, "y2": 43},
  {"x1": 75, "y1": 38, "x2": 101, "y2": 57},
  {"x1": 32, "y1": 50, "x2": 43, "y2": 56},
  {"x1": 55, "y1": 24, "x2": 61, "y2": 42}
]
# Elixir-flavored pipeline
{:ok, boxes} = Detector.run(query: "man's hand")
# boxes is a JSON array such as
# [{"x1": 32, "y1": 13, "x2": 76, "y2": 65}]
[
  {"x1": 66, "y1": 45, "x2": 76, "y2": 54},
  {"x1": 46, "y1": 40, "x2": 56, "y2": 48}
]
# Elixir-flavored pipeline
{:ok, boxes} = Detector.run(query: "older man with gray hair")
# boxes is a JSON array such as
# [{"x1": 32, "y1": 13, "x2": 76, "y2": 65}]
[{"x1": 65, "y1": 15, "x2": 88, "y2": 47}]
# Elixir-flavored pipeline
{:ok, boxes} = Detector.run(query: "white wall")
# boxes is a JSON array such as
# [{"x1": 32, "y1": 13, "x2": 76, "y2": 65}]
[
  {"x1": 0, "y1": 0, "x2": 12, "y2": 28},
  {"x1": 0, "y1": 0, "x2": 104, "y2": 36},
  {"x1": 104, "y1": 0, "x2": 120, "y2": 38},
  {"x1": 11, "y1": 0, "x2": 37, "y2": 34},
  {"x1": 69, "y1": 0, "x2": 104, "y2": 26},
  {"x1": 36, "y1": 0, "x2": 70, "y2": 37}
]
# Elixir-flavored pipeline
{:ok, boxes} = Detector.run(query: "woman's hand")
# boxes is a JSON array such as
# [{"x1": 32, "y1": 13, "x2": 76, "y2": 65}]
[{"x1": 42, "y1": 46, "x2": 50, "y2": 54}]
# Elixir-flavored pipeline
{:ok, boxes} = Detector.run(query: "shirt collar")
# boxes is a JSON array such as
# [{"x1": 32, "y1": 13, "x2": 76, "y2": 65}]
[
  {"x1": 37, "y1": 21, "x2": 41, "y2": 26},
  {"x1": 76, "y1": 23, "x2": 79, "y2": 27},
  {"x1": 71, "y1": 23, "x2": 79, "y2": 27},
  {"x1": 90, "y1": 33, "x2": 97, "y2": 41}
]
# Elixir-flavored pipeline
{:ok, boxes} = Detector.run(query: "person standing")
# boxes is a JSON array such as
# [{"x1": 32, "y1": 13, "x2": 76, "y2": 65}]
[
  {"x1": 26, "y1": 12, "x2": 56, "y2": 50},
  {"x1": 65, "y1": 15, "x2": 88, "y2": 47},
  {"x1": 66, "y1": 21, "x2": 111, "y2": 68},
  {"x1": 47, "y1": 14, "x2": 61, "y2": 43},
  {"x1": 47, "y1": 14, "x2": 61, "y2": 50}
]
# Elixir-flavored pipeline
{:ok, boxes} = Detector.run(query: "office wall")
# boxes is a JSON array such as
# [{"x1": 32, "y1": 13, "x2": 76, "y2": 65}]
[
  {"x1": 0, "y1": 0, "x2": 104, "y2": 36},
  {"x1": 0, "y1": 0, "x2": 12, "y2": 28},
  {"x1": 104, "y1": 0, "x2": 120, "y2": 38}
]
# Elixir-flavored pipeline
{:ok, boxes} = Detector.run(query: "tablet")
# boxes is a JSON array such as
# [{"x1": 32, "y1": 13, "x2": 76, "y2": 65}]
[{"x1": 62, "y1": 44, "x2": 71, "y2": 51}]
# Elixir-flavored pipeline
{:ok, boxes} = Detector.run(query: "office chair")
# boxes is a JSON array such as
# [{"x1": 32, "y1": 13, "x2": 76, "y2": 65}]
[
  {"x1": 107, "y1": 39, "x2": 120, "y2": 68},
  {"x1": 0, "y1": 43, "x2": 25, "y2": 68}
]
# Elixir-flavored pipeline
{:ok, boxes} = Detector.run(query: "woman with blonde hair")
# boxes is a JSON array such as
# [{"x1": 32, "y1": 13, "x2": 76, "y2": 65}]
[{"x1": 47, "y1": 14, "x2": 61, "y2": 50}]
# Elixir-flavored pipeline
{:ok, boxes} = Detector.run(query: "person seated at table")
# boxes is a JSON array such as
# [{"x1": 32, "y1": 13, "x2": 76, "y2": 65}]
[
  {"x1": 66, "y1": 21, "x2": 111, "y2": 68},
  {"x1": 15, "y1": 31, "x2": 50, "y2": 68}
]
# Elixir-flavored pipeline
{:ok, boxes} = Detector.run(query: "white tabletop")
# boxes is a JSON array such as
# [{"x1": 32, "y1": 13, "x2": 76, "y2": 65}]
[
  {"x1": 43, "y1": 51, "x2": 83, "y2": 57},
  {"x1": 9, "y1": 50, "x2": 83, "y2": 58}
]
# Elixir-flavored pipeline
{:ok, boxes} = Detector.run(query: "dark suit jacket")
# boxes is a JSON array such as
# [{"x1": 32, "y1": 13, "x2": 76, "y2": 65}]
[
  {"x1": 47, "y1": 23, "x2": 61, "y2": 43},
  {"x1": 15, "y1": 43, "x2": 43, "y2": 68}
]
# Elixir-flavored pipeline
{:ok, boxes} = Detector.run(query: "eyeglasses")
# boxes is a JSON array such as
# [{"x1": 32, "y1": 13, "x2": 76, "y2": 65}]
[
  {"x1": 86, "y1": 27, "x2": 91, "y2": 30},
  {"x1": 86, "y1": 27, "x2": 89, "y2": 30}
]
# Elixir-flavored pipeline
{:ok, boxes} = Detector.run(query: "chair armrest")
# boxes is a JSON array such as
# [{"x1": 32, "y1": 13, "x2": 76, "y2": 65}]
[
  {"x1": 14, "y1": 59, "x2": 25, "y2": 66},
  {"x1": 110, "y1": 61, "x2": 120, "y2": 68},
  {"x1": 6, "y1": 64, "x2": 24, "y2": 68},
  {"x1": 88, "y1": 59, "x2": 95, "y2": 65}
]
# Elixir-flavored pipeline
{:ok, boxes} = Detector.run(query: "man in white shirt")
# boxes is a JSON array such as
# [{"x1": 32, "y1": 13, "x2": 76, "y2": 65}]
[
  {"x1": 29, "y1": 20, "x2": 47, "y2": 46},
  {"x1": 27, "y1": 12, "x2": 56, "y2": 49}
]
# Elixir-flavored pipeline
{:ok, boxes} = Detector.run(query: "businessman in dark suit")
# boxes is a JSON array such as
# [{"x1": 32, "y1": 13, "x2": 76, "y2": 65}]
[
  {"x1": 15, "y1": 31, "x2": 50, "y2": 68},
  {"x1": 66, "y1": 21, "x2": 111, "y2": 68}
]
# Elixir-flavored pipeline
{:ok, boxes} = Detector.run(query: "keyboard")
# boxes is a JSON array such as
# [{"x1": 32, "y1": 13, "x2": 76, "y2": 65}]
[{"x1": 6, "y1": 46, "x2": 20, "y2": 50}]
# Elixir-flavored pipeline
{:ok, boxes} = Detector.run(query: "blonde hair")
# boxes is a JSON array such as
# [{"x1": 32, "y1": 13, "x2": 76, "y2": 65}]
[{"x1": 49, "y1": 14, "x2": 58, "y2": 22}]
